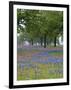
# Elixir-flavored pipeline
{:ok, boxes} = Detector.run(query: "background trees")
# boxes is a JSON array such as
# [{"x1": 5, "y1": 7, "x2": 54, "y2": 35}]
[{"x1": 17, "y1": 9, "x2": 63, "y2": 48}]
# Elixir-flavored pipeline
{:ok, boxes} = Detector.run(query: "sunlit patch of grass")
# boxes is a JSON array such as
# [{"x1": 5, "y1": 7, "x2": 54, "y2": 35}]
[{"x1": 48, "y1": 51, "x2": 63, "y2": 56}]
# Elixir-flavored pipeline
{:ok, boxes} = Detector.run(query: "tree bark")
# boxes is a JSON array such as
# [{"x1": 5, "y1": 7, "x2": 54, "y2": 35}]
[
  {"x1": 40, "y1": 37, "x2": 43, "y2": 46},
  {"x1": 44, "y1": 34, "x2": 47, "y2": 48},
  {"x1": 31, "y1": 39, "x2": 33, "y2": 46},
  {"x1": 54, "y1": 37, "x2": 57, "y2": 47}
]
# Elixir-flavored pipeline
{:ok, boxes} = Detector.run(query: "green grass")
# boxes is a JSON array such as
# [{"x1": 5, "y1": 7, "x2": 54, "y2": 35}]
[
  {"x1": 17, "y1": 62, "x2": 63, "y2": 80},
  {"x1": 48, "y1": 51, "x2": 63, "y2": 56}
]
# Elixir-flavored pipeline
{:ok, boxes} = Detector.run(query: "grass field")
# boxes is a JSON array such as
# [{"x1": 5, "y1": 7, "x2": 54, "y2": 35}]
[{"x1": 17, "y1": 46, "x2": 63, "y2": 80}]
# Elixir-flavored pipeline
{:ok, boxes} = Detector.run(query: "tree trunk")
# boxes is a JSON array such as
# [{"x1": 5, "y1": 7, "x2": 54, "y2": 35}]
[
  {"x1": 31, "y1": 39, "x2": 33, "y2": 46},
  {"x1": 44, "y1": 34, "x2": 47, "y2": 48},
  {"x1": 54, "y1": 37, "x2": 57, "y2": 47},
  {"x1": 40, "y1": 37, "x2": 43, "y2": 46}
]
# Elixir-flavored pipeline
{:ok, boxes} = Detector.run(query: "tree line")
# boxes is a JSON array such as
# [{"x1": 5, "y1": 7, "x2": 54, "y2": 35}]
[{"x1": 17, "y1": 9, "x2": 63, "y2": 48}]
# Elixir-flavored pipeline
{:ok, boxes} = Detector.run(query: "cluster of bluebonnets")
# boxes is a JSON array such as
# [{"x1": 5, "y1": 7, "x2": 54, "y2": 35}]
[{"x1": 17, "y1": 47, "x2": 63, "y2": 80}]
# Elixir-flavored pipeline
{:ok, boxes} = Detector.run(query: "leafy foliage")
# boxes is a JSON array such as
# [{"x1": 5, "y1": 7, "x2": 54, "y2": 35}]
[{"x1": 17, "y1": 9, "x2": 63, "y2": 47}]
